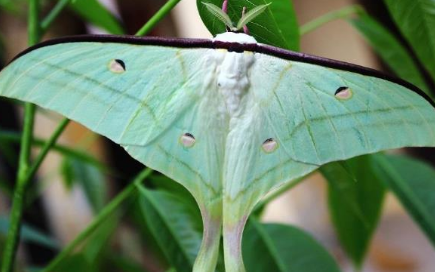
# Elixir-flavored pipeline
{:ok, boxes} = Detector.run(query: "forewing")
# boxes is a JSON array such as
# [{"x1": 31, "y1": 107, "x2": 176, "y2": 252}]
[{"x1": 0, "y1": 42, "x2": 224, "y2": 207}]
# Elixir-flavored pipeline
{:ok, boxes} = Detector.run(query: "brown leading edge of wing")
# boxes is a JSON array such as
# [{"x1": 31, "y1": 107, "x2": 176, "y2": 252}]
[{"x1": 7, "y1": 34, "x2": 435, "y2": 108}]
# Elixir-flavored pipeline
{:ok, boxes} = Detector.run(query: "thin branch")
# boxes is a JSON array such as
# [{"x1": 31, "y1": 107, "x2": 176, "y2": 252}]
[
  {"x1": 300, "y1": 5, "x2": 364, "y2": 36},
  {"x1": 41, "y1": 0, "x2": 72, "y2": 34},
  {"x1": 135, "y1": 0, "x2": 181, "y2": 36},
  {"x1": 40, "y1": 168, "x2": 153, "y2": 272},
  {"x1": 1, "y1": 0, "x2": 40, "y2": 270},
  {"x1": 0, "y1": 130, "x2": 108, "y2": 172}
]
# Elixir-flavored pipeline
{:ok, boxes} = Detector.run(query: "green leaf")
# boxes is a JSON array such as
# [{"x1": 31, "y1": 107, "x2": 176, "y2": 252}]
[
  {"x1": 350, "y1": 13, "x2": 430, "y2": 94},
  {"x1": 60, "y1": 157, "x2": 75, "y2": 190},
  {"x1": 137, "y1": 185, "x2": 203, "y2": 272},
  {"x1": 320, "y1": 155, "x2": 386, "y2": 268},
  {"x1": 243, "y1": 219, "x2": 341, "y2": 272},
  {"x1": 46, "y1": 210, "x2": 121, "y2": 272},
  {"x1": 383, "y1": 0, "x2": 435, "y2": 82},
  {"x1": 0, "y1": 0, "x2": 22, "y2": 13},
  {"x1": 372, "y1": 154, "x2": 435, "y2": 247},
  {"x1": 53, "y1": 254, "x2": 92, "y2": 272},
  {"x1": 197, "y1": 0, "x2": 300, "y2": 50},
  {"x1": 0, "y1": 216, "x2": 59, "y2": 250},
  {"x1": 110, "y1": 255, "x2": 151, "y2": 272},
  {"x1": 69, "y1": 0, "x2": 124, "y2": 34},
  {"x1": 60, "y1": 157, "x2": 107, "y2": 212},
  {"x1": 148, "y1": 174, "x2": 196, "y2": 203},
  {"x1": 82, "y1": 214, "x2": 118, "y2": 262}
]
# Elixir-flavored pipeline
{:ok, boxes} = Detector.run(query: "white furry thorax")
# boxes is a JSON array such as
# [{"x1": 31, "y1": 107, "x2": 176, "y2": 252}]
[{"x1": 210, "y1": 32, "x2": 257, "y2": 117}]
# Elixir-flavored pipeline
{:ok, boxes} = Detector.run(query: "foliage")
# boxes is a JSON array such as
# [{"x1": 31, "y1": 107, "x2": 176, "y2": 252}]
[{"x1": 0, "y1": 0, "x2": 434, "y2": 271}]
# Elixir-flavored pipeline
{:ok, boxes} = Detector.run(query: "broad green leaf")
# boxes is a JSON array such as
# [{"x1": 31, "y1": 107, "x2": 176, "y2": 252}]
[
  {"x1": 0, "y1": 216, "x2": 59, "y2": 250},
  {"x1": 0, "y1": 0, "x2": 21, "y2": 13},
  {"x1": 70, "y1": 0, "x2": 124, "y2": 34},
  {"x1": 138, "y1": 185, "x2": 203, "y2": 272},
  {"x1": 82, "y1": 214, "x2": 118, "y2": 263},
  {"x1": 320, "y1": 155, "x2": 386, "y2": 268},
  {"x1": 47, "y1": 210, "x2": 120, "y2": 271},
  {"x1": 110, "y1": 256, "x2": 151, "y2": 272},
  {"x1": 383, "y1": 0, "x2": 435, "y2": 82},
  {"x1": 243, "y1": 220, "x2": 341, "y2": 272},
  {"x1": 61, "y1": 157, "x2": 75, "y2": 190},
  {"x1": 53, "y1": 254, "x2": 92, "y2": 272},
  {"x1": 61, "y1": 157, "x2": 107, "y2": 212},
  {"x1": 148, "y1": 174, "x2": 196, "y2": 203},
  {"x1": 198, "y1": 0, "x2": 300, "y2": 50},
  {"x1": 372, "y1": 154, "x2": 435, "y2": 246},
  {"x1": 350, "y1": 14, "x2": 430, "y2": 94}
]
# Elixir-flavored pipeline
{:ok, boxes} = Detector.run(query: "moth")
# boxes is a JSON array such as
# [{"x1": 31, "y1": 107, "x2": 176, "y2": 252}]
[{"x1": 1, "y1": 2, "x2": 435, "y2": 272}]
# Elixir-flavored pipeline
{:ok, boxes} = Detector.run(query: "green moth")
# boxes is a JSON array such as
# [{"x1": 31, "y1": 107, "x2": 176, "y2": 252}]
[{"x1": 1, "y1": 4, "x2": 435, "y2": 272}]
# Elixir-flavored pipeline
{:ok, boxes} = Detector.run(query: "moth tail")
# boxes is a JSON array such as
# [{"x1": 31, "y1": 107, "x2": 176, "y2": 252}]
[
  {"x1": 222, "y1": 200, "x2": 249, "y2": 272},
  {"x1": 193, "y1": 205, "x2": 222, "y2": 272}
]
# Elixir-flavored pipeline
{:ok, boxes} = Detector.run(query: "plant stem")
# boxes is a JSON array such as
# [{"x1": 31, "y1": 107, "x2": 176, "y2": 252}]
[
  {"x1": 299, "y1": 5, "x2": 364, "y2": 35},
  {"x1": 41, "y1": 168, "x2": 153, "y2": 272},
  {"x1": 1, "y1": 0, "x2": 40, "y2": 271},
  {"x1": 28, "y1": 0, "x2": 41, "y2": 46},
  {"x1": 41, "y1": 0, "x2": 72, "y2": 33},
  {"x1": 135, "y1": 0, "x2": 181, "y2": 36}
]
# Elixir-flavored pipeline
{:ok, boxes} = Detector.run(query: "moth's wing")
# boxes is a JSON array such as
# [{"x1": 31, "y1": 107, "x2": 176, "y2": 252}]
[
  {"x1": 0, "y1": 41, "x2": 224, "y2": 208},
  {"x1": 224, "y1": 52, "x2": 435, "y2": 215},
  {"x1": 265, "y1": 56, "x2": 435, "y2": 164}
]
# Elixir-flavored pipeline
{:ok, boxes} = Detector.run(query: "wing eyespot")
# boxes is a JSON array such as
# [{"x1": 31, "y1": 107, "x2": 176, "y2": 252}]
[
  {"x1": 262, "y1": 138, "x2": 278, "y2": 153},
  {"x1": 335, "y1": 86, "x2": 353, "y2": 100},
  {"x1": 108, "y1": 59, "x2": 126, "y2": 73},
  {"x1": 180, "y1": 133, "x2": 196, "y2": 148}
]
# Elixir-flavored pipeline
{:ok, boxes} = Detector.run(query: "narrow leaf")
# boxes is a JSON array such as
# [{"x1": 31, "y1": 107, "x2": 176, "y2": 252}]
[
  {"x1": 350, "y1": 14, "x2": 430, "y2": 94},
  {"x1": 53, "y1": 254, "x2": 92, "y2": 272},
  {"x1": 383, "y1": 0, "x2": 435, "y2": 82},
  {"x1": 110, "y1": 256, "x2": 151, "y2": 272},
  {"x1": 198, "y1": 0, "x2": 300, "y2": 50},
  {"x1": 61, "y1": 157, "x2": 75, "y2": 190},
  {"x1": 72, "y1": 159, "x2": 107, "y2": 212},
  {"x1": 0, "y1": 216, "x2": 59, "y2": 250},
  {"x1": 60, "y1": 157, "x2": 107, "y2": 212},
  {"x1": 372, "y1": 154, "x2": 435, "y2": 247},
  {"x1": 236, "y1": 4, "x2": 270, "y2": 30},
  {"x1": 69, "y1": 0, "x2": 124, "y2": 34},
  {"x1": 243, "y1": 219, "x2": 341, "y2": 272},
  {"x1": 48, "y1": 213, "x2": 120, "y2": 271},
  {"x1": 202, "y1": 2, "x2": 234, "y2": 30},
  {"x1": 137, "y1": 185, "x2": 203, "y2": 272},
  {"x1": 321, "y1": 155, "x2": 385, "y2": 268}
]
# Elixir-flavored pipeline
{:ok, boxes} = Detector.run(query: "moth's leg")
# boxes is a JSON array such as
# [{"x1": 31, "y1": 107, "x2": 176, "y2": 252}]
[
  {"x1": 242, "y1": 7, "x2": 250, "y2": 34},
  {"x1": 222, "y1": 0, "x2": 228, "y2": 13}
]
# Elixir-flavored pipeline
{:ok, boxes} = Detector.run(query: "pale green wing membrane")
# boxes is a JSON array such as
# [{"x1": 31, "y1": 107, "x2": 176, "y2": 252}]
[
  {"x1": 1, "y1": 37, "x2": 435, "y2": 272},
  {"x1": 238, "y1": 53, "x2": 435, "y2": 199},
  {"x1": 219, "y1": 52, "x2": 435, "y2": 271},
  {"x1": 0, "y1": 42, "x2": 226, "y2": 271},
  {"x1": 1, "y1": 43, "x2": 224, "y2": 227}
]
